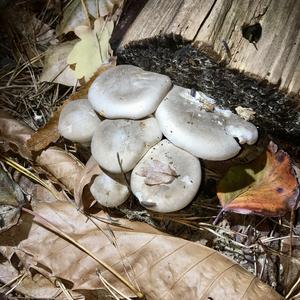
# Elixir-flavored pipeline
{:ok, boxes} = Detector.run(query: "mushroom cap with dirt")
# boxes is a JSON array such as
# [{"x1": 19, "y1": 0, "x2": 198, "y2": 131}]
[
  {"x1": 90, "y1": 168, "x2": 129, "y2": 207},
  {"x1": 131, "y1": 139, "x2": 201, "y2": 213},
  {"x1": 155, "y1": 85, "x2": 258, "y2": 160},
  {"x1": 58, "y1": 99, "x2": 101, "y2": 143},
  {"x1": 88, "y1": 65, "x2": 172, "y2": 119},
  {"x1": 91, "y1": 117, "x2": 162, "y2": 173}
]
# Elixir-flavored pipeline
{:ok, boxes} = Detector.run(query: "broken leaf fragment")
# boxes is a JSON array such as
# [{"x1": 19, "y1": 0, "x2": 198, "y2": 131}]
[
  {"x1": 57, "y1": 0, "x2": 122, "y2": 35},
  {"x1": 0, "y1": 168, "x2": 24, "y2": 232},
  {"x1": 67, "y1": 17, "x2": 114, "y2": 82},
  {"x1": 217, "y1": 142, "x2": 299, "y2": 216},
  {"x1": 136, "y1": 159, "x2": 178, "y2": 185},
  {"x1": 40, "y1": 41, "x2": 78, "y2": 86}
]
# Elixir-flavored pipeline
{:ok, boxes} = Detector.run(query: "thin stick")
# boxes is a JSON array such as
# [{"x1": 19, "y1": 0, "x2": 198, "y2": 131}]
[
  {"x1": 285, "y1": 275, "x2": 300, "y2": 299},
  {"x1": 0, "y1": 155, "x2": 59, "y2": 201},
  {"x1": 22, "y1": 207, "x2": 144, "y2": 299},
  {"x1": 116, "y1": 153, "x2": 131, "y2": 193},
  {"x1": 4, "y1": 273, "x2": 27, "y2": 295},
  {"x1": 55, "y1": 279, "x2": 74, "y2": 300},
  {"x1": 80, "y1": 0, "x2": 91, "y2": 27}
]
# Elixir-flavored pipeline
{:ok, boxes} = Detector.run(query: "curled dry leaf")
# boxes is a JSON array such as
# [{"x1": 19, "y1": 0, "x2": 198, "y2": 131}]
[
  {"x1": 0, "y1": 168, "x2": 24, "y2": 232},
  {"x1": 0, "y1": 200, "x2": 282, "y2": 300},
  {"x1": 67, "y1": 18, "x2": 114, "y2": 82},
  {"x1": 0, "y1": 111, "x2": 33, "y2": 159},
  {"x1": 40, "y1": 40, "x2": 79, "y2": 86},
  {"x1": 36, "y1": 146, "x2": 84, "y2": 193},
  {"x1": 217, "y1": 142, "x2": 299, "y2": 216},
  {"x1": 74, "y1": 156, "x2": 101, "y2": 209},
  {"x1": 27, "y1": 62, "x2": 115, "y2": 152},
  {"x1": 136, "y1": 159, "x2": 178, "y2": 185},
  {"x1": 57, "y1": 0, "x2": 122, "y2": 35}
]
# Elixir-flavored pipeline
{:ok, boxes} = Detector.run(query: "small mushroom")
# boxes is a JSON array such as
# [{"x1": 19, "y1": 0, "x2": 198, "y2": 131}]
[
  {"x1": 91, "y1": 117, "x2": 162, "y2": 173},
  {"x1": 155, "y1": 85, "x2": 258, "y2": 160},
  {"x1": 88, "y1": 65, "x2": 172, "y2": 119},
  {"x1": 58, "y1": 99, "x2": 101, "y2": 143},
  {"x1": 131, "y1": 139, "x2": 201, "y2": 213},
  {"x1": 90, "y1": 169, "x2": 129, "y2": 207}
]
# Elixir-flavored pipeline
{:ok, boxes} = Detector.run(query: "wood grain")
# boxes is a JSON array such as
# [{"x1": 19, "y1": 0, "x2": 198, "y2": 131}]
[{"x1": 120, "y1": 0, "x2": 300, "y2": 97}]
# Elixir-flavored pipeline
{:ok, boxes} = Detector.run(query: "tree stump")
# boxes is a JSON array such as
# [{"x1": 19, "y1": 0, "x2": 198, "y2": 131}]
[{"x1": 113, "y1": 0, "x2": 300, "y2": 145}]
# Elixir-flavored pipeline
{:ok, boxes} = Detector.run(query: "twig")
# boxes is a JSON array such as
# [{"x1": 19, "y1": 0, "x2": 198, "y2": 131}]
[{"x1": 55, "y1": 279, "x2": 74, "y2": 300}]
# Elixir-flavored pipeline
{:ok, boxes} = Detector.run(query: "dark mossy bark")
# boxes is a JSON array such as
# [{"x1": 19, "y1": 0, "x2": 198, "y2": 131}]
[{"x1": 117, "y1": 38, "x2": 300, "y2": 147}]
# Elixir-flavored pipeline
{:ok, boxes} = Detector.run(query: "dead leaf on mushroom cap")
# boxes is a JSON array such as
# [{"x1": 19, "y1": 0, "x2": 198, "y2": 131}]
[
  {"x1": 0, "y1": 200, "x2": 282, "y2": 300},
  {"x1": 217, "y1": 142, "x2": 299, "y2": 216},
  {"x1": 136, "y1": 159, "x2": 179, "y2": 186}
]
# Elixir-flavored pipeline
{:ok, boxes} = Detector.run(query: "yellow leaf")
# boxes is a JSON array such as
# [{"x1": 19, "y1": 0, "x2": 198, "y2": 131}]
[{"x1": 67, "y1": 18, "x2": 113, "y2": 82}]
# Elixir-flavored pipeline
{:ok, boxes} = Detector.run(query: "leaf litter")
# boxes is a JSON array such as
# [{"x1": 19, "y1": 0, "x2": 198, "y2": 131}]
[{"x1": 0, "y1": 1, "x2": 299, "y2": 299}]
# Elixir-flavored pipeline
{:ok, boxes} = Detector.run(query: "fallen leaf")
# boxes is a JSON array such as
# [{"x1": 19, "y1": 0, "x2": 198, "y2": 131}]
[
  {"x1": 57, "y1": 0, "x2": 122, "y2": 35},
  {"x1": 0, "y1": 200, "x2": 282, "y2": 299},
  {"x1": 74, "y1": 156, "x2": 101, "y2": 209},
  {"x1": 40, "y1": 41, "x2": 79, "y2": 86},
  {"x1": 0, "y1": 260, "x2": 73, "y2": 299},
  {"x1": 36, "y1": 146, "x2": 84, "y2": 193},
  {"x1": 67, "y1": 18, "x2": 114, "y2": 82},
  {"x1": 136, "y1": 159, "x2": 178, "y2": 185},
  {"x1": 27, "y1": 62, "x2": 115, "y2": 152},
  {"x1": 0, "y1": 168, "x2": 24, "y2": 232},
  {"x1": 280, "y1": 237, "x2": 300, "y2": 297},
  {"x1": 0, "y1": 111, "x2": 33, "y2": 159},
  {"x1": 217, "y1": 142, "x2": 299, "y2": 216}
]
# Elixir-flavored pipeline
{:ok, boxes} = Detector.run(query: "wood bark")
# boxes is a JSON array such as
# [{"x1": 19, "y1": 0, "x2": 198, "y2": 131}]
[{"x1": 114, "y1": 0, "x2": 300, "y2": 141}]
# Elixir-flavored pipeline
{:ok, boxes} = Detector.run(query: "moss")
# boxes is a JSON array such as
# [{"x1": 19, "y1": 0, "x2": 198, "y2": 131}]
[{"x1": 117, "y1": 38, "x2": 300, "y2": 145}]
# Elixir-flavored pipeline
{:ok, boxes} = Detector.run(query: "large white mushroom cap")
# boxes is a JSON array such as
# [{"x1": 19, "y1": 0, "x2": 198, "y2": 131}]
[
  {"x1": 131, "y1": 139, "x2": 201, "y2": 213},
  {"x1": 91, "y1": 117, "x2": 162, "y2": 173},
  {"x1": 155, "y1": 85, "x2": 258, "y2": 160},
  {"x1": 58, "y1": 99, "x2": 101, "y2": 143},
  {"x1": 90, "y1": 169, "x2": 129, "y2": 207},
  {"x1": 88, "y1": 65, "x2": 172, "y2": 119}
]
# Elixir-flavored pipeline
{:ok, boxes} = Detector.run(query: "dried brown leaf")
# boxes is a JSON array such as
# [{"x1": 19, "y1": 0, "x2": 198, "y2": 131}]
[
  {"x1": 1, "y1": 200, "x2": 282, "y2": 300},
  {"x1": 136, "y1": 159, "x2": 178, "y2": 185},
  {"x1": 0, "y1": 111, "x2": 33, "y2": 159},
  {"x1": 27, "y1": 61, "x2": 115, "y2": 152},
  {"x1": 36, "y1": 146, "x2": 84, "y2": 193},
  {"x1": 74, "y1": 156, "x2": 101, "y2": 209},
  {"x1": 0, "y1": 168, "x2": 24, "y2": 232}
]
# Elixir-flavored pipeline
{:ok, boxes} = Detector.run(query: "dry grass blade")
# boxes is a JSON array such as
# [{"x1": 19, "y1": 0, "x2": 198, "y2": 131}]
[
  {"x1": 22, "y1": 207, "x2": 144, "y2": 299},
  {"x1": 0, "y1": 154, "x2": 59, "y2": 200},
  {"x1": 55, "y1": 279, "x2": 74, "y2": 300}
]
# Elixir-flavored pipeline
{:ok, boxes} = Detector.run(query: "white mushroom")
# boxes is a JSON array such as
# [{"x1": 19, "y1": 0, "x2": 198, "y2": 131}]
[
  {"x1": 131, "y1": 139, "x2": 201, "y2": 213},
  {"x1": 90, "y1": 169, "x2": 129, "y2": 207},
  {"x1": 88, "y1": 65, "x2": 172, "y2": 119},
  {"x1": 155, "y1": 85, "x2": 258, "y2": 160},
  {"x1": 58, "y1": 99, "x2": 101, "y2": 143},
  {"x1": 91, "y1": 117, "x2": 162, "y2": 173}
]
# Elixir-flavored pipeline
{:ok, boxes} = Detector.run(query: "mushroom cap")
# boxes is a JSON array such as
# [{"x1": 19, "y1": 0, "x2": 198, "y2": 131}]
[
  {"x1": 90, "y1": 169, "x2": 129, "y2": 207},
  {"x1": 131, "y1": 139, "x2": 201, "y2": 213},
  {"x1": 58, "y1": 99, "x2": 101, "y2": 143},
  {"x1": 155, "y1": 85, "x2": 258, "y2": 160},
  {"x1": 91, "y1": 117, "x2": 162, "y2": 173},
  {"x1": 88, "y1": 65, "x2": 172, "y2": 119}
]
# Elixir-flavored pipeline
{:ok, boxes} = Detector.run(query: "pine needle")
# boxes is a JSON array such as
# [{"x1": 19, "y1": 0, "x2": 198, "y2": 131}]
[{"x1": 22, "y1": 207, "x2": 144, "y2": 299}]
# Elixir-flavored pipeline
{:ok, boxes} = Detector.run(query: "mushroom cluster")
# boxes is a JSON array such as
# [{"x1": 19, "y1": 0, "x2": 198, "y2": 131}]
[{"x1": 58, "y1": 65, "x2": 258, "y2": 212}]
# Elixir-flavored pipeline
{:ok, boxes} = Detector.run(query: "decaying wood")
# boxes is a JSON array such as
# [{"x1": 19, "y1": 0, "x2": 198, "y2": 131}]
[{"x1": 115, "y1": 0, "x2": 300, "y2": 140}]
